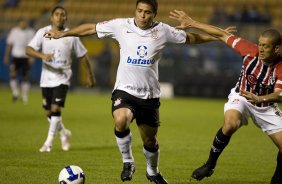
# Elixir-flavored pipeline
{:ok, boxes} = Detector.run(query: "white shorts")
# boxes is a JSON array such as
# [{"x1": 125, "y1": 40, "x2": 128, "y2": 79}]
[{"x1": 224, "y1": 88, "x2": 282, "y2": 135}]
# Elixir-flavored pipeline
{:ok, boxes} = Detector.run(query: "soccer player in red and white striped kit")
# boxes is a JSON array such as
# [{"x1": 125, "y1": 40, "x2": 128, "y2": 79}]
[{"x1": 170, "y1": 10, "x2": 282, "y2": 184}]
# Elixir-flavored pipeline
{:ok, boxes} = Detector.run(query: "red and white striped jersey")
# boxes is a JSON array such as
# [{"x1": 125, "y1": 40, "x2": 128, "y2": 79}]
[{"x1": 227, "y1": 35, "x2": 282, "y2": 107}]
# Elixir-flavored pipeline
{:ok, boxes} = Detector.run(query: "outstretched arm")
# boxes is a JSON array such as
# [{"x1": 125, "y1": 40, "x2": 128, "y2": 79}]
[
  {"x1": 186, "y1": 32, "x2": 218, "y2": 44},
  {"x1": 170, "y1": 10, "x2": 232, "y2": 42},
  {"x1": 44, "y1": 23, "x2": 97, "y2": 39}
]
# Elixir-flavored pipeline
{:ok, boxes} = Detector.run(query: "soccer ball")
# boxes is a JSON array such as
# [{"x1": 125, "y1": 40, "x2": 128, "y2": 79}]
[{"x1": 58, "y1": 165, "x2": 85, "y2": 184}]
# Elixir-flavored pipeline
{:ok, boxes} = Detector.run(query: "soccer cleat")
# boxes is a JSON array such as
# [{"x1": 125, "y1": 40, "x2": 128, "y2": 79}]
[
  {"x1": 60, "y1": 129, "x2": 71, "y2": 151},
  {"x1": 12, "y1": 95, "x2": 18, "y2": 103},
  {"x1": 146, "y1": 172, "x2": 168, "y2": 184},
  {"x1": 121, "y1": 162, "x2": 135, "y2": 181},
  {"x1": 39, "y1": 144, "x2": 52, "y2": 152},
  {"x1": 192, "y1": 163, "x2": 214, "y2": 181},
  {"x1": 271, "y1": 175, "x2": 282, "y2": 184}
]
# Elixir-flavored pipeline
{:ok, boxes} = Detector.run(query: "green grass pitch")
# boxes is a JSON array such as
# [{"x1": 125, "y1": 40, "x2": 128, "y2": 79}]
[{"x1": 0, "y1": 86, "x2": 277, "y2": 184}]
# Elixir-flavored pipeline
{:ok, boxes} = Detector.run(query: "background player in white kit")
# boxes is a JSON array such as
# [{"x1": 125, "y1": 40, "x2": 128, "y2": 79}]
[
  {"x1": 170, "y1": 10, "x2": 282, "y2": 184},
  {"x1": 43, "y1": 0, "x2": 228, "y2": 183},
  {"x1": 3, "y1": 18, "x2": 35, "y2": 104},
  {"x1": 26, "y1": 6, "x2": 95, "y2": 153}
]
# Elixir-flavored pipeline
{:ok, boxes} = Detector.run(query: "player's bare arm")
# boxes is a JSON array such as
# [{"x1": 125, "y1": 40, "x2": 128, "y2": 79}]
[
  {"x1": 78, "y1": 54, "x2": 96, "y2": 88},
  {"x1": 240, "y1": 89, "x2": 282, "y2": 104},
  {"x1": 186, "y1": 33, "x2": 218, "y2": 44},
  {"x1": 185, "y1": 26, "x2": 237, "y2": 44},
  {"x1": 44, "y1": 24, "x2": 97, "y2": 39},
  {"x1": 169, "y1": 10, "x2": 231, "y2": 42},
  {"x1": 3, "y1": 44, "x2": 12, "y2": 64},
  {"x1": 26, "y1": 46, "x2": 53, "y2": 61}
]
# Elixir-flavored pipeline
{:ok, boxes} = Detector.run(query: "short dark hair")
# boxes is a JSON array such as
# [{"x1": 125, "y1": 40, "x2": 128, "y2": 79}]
[
  {"x1": 136, "y1": 0, "x2": 158, "y2": 14},
  {"x1": 261, "y1": 28, "x2": 282, "y2": 46},
  {"x1": 51, "y1": 6, "x2": 67, "y2": 16}
]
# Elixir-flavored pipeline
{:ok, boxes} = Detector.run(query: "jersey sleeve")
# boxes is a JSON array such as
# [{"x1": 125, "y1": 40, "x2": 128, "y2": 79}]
[
  {"x1": 163, "y1": 23, "x2": 186, "y2": 43},
  {"x1": 27, "y1": 28, "x2": 43, "y2": 51},
  {"x1": 275, "y1": 62, "x2": 282, "y2": 89},
  {"x1": 226, "y1": 35, "x2": 258, "y2": 57},
  {"x1": 96, "y1": 18, "x2": 121, "y2": 39},
  {"x1": 73, "y1": 37, "x2": 87, "y2": 58}
]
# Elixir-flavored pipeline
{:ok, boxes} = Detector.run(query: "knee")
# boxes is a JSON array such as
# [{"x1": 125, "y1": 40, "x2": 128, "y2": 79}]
[
  {"x1": 222, "y1": 119, "x2": 240, "y2": 136},
  {"x1": 51, "y1": 104, "x2": 61, "y2": 113},
  {"x1": 114, "y1": 115, "x2": 129, "y2": 132},
  {"x1": 143, "y1": 136, "x2": 157, "y2": 148}
]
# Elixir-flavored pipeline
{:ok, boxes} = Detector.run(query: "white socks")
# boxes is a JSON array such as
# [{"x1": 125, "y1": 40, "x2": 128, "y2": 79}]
[
  {"x1": 21, "y1": 81, "x2": 30, "y2": 103},
  {"x1": 47, "y1": 116, "x2": 66, "y2": 136},
  {"x1": 10, "y1": 79, "x2": 30, "y2": 104},
  {"x1": 143, "y1": 147, "x2": 160, "y2": 176},
  {"x1": 115, "y1": 132, "x2": 134, "y2": 163},
  {"x1": 10, "y1": 79, "x2": 19, "y2": 97},
  {"x1": 44, "y1": 116, "x2": 62, "y2": 146}
]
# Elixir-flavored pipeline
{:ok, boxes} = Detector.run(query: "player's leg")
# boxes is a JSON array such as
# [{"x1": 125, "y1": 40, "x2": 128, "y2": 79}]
[
  {"x1": 20, "y1": 58, "x2": 31, "y2": 105},
  {"x1": 138, "y1": 124, "x2": 168, "y2": 184},
  {"x1": 192, "y1": 109, "x2": 242, "y2": 181},
  {"x1": 192, "y1": 89, "x2": 247, "y2": 181},
  {"x1": 136, "y1": 97, "x2": 167, "y2": 184},
  {"x1": 39, "y1": 87, "x2": 53, "y2": 152},
  {"x1": 268, "y1": 131, "x2": 282, "y2": 184},
  {"x1": 52, "y1": 85, "x2": 71, "y2": 151},
  {"x1": 113, "y1": 108, "x2": 135, "y2": 181},
  {"x1": 9, "y1": 60, "x2": 19, "y2": 102},
  {"x1": 39, "y1": 85, "x2": 70, "y2": 152},
  {"x1": 112, "y1": 90, "x2": 135, "y2": 181}
]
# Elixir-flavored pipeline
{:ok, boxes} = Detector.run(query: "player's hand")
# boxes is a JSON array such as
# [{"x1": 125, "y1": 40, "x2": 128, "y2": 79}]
[
  {"x1": 224, "y1": 26, "x2": 237, "y2": 34},
  {"x1": 83, "y1": 75, "x2": 96, "y2": 88},
  {"x1": 240, "y1": 90, "x2": 262, "y2": 104},
  {"x1": 44, "y1": 30, "x2": 64, "y2": 39},
  {"x1": 169, "y1": 10, "x2": 195, "y2": 30},
  {"x1": 42, "y1": 53, "x2": 54, "y2": 62}
]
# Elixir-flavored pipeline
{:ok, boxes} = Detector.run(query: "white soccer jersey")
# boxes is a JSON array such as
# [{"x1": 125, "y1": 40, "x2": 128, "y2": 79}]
[
  {"x1": 7, "y1": 26, "x2": 34, "y2": 58},
  {"x1": 28, "y1": 25, "x2": 87, "y2": 87},
  {"x1": 96, "y1": 18, "x2": 186, "y2": 99}
]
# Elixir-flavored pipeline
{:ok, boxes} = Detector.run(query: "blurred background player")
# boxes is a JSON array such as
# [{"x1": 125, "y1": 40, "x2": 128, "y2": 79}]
[
  {"x1": 170, "y1": 10, "x2": 282, "y2": 184},
  {"x1": 26, "y1": 6, "x2": 95, "y2": 153},
  {"x1": 3, "y1": 18, "x2": 35, "y2": 104},
  {"x1": 42, "y1": 0, "x2": 233, "y2": 183}
]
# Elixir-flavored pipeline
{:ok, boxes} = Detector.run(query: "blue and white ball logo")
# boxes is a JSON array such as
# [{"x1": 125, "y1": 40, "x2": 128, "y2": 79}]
[
  {"x1": 59, "y1": 165, "x2": 85, "y2": 184},
  {"x1": 137, "y1": 45, "x2": 148, "y2": 58}
]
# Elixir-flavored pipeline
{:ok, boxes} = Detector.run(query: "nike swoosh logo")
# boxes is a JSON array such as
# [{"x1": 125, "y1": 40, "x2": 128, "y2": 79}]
[{"x1": 55, "y1": 98, "x2": 62, "y2": 102}]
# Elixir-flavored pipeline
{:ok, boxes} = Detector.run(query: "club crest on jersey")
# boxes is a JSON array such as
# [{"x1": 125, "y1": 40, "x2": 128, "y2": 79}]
[
  {"x1": 247, "y1": 74, "x2": 257, "y2": 85},
  {"x1": 151, "y1": 28, "x2": 159, "y2": 39}
]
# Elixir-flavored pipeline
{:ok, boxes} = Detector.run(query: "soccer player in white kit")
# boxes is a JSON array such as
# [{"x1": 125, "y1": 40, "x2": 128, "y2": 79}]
[
  {"x1": 44, "y1": 1, "x2": 224, "y2": 183},
  {"x1": 26, "y1": 6, "x2": 95, "y2": 153},
  {"x1": 3, "y1": 18, "x2": 35, "y2": 104},
  {"x1": 170, "y1": 10, "x2": 282, "y2": 183}
]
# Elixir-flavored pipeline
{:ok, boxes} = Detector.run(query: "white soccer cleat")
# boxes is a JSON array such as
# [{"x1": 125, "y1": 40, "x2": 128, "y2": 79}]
[
  {"x1": 60, "y1": 129, "x2": 71, "y2": 151},
  {"x1": 39, "y1": 144, "x2": 52, "y2": 153}
]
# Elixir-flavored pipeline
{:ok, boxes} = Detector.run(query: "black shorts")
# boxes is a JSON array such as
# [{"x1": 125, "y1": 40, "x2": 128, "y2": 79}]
[
  {"x1": 111, "y1": 90, "x2": 160, "y2": 127},
  {"x1": 11, "y1": 57, "x2": 30, "y2": 77},
  {"x1": 42, "y1": 84, "x2": 69, "y2": 110}
]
